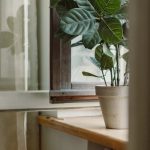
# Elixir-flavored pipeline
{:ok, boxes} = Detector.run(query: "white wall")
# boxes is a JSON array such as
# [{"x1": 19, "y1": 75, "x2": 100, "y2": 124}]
[
  {"x1": 42, "y1": 127, "x2": 88, "y2": 150},
  {"x1": 41, "y1": 126, "x2": 110, "y2": 150}
]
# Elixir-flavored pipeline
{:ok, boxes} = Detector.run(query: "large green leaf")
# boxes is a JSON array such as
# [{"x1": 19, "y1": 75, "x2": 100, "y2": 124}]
[
  {"x1": 89, "y1": 0, "x2": 121, "y2": 15},
  {"x1": 74, "y1": 0, "x2": 97, "y2": 16},
  {"x1": 82, "y1": 29, "x2": 101, "y2": 49},
  {"x1": 0, "y1": 31, "x2": 14, "y2": 48},
  {"x1": 95, "y1": 45, "x2": 114, "y2": 70},
  {"x1": 99, "y1": 17, "x2": 123, "y2": 44},
  {"x1": 60, "y1": 8, "x2": 96, "y2": 35},
  {"x1": 89, "y1": 0, "x2": 102, "y2": 14}
]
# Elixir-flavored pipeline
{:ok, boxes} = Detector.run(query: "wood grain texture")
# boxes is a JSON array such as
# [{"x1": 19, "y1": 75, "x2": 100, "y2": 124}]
[
  {"x1": 50, "y1": 8, "x2": 61, "y2": 90},
  {"x1": 38, "y1": 116, "x2": 128, "y2": 150},
  {"x1": 50, "y1": 8, "x2": 71, "y2": 90},
  {"x1": 60, "y1": 39, "x2": 71, "y2": 89}
]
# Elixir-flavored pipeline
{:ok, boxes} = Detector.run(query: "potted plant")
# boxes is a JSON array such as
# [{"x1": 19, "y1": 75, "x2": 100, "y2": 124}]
[{"x1": 51, "y1": 0, "x2": 129, "y2": 129}]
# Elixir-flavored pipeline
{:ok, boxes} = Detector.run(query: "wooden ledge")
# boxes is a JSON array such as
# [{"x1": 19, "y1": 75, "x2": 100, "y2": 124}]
[{"x1": 38, "y1": 116, "x2": 128, "y2": 150}]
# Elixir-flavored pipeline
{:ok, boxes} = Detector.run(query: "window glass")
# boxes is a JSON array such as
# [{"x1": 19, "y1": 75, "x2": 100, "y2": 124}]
[
  {"x1": 71, "y1": 36, "x2": 101, "y2": 83},
  {"x1": 71, "y1": 37, "x2": 127, "y2": 85}
]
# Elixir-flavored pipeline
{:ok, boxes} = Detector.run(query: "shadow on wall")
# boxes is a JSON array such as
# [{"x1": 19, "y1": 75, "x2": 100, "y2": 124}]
[{"x1": 0, "y1": 5, "x2": 24, "y2": 54}]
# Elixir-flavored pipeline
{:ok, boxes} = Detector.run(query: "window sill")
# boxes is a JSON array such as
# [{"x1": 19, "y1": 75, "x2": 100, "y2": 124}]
[
  {"x1": 38, "y1": 116, "x2": 128, "y2": 150},
  {"x1": 0, "y1": 91, "x2": 99, "y2": 110}
]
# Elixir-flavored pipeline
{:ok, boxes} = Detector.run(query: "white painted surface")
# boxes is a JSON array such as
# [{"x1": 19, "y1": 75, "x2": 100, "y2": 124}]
[
  {"x1": 37, "y1": 0, "x2": 49, "y2": 90},
  {"x1": 41, "y1": 127, "x2": 88, "y2": 150},
  {"x1": 0, "y1": 91, "x2": 99, "y2": 110},
  {"x1": 41, "y1": 125, "x2": 110, "y2": 150}
]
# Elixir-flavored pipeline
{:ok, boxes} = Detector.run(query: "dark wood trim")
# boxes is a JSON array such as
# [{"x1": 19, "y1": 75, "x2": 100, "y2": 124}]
[
  {"x1": 50, "y1": 89, "x2": 95, "y2": 96},
  {"x1": 50, "y1": 8, "x2": 71, "y2": 90},
  {"x1": 51, "y1": 96, "x2": 98, "y2": 103},
  {"x1": 60, "y1": 40, "x2": 71, "y2": 89},
  {"x1": 50, "y1": 8, "x2": 61, "y2": 90}
]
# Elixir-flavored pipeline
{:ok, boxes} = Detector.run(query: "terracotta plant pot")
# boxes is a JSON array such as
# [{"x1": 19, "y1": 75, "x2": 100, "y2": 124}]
[{"x1": 95, "y1": 86, "x2": 128, "y2": 129}]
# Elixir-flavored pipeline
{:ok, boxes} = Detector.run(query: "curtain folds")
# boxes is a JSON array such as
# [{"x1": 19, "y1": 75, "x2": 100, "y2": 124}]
[{"x1": 0, "y1": 0, "x2": 38, "y2": 90}]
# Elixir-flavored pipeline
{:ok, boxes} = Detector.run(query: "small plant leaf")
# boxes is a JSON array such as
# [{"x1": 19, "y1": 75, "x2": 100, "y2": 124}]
[
  {"x1": 60, "y1": 8, "x2": 96, "y2": 35},
  {"x1": 99, "y1": 17, "x2": 123, "y2": 44},
  {"x1": 82, "y1": 71, "x2": 100, "y2": 78}
]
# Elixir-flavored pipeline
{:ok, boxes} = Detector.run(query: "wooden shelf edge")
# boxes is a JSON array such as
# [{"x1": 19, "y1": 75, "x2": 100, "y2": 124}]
[{"x1": 38, "y1": 116, "x2": 127, "y2": 150}]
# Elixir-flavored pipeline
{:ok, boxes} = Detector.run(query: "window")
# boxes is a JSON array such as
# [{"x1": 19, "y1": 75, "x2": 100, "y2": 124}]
[
  {"x1": 49, "y1": 8, "x2": 127, "y2": 103},
  {"x1": 0, "y1": 0, "x2": 50, "y2": 110},
  {"x1": 50, "y1": 9, "x2": 98, "y2": 103}
]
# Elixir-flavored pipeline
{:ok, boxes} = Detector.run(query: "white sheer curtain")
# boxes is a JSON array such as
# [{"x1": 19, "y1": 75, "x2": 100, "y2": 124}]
[{"x1": 0, "y1": 0, "x2": 38, "y2": 90}]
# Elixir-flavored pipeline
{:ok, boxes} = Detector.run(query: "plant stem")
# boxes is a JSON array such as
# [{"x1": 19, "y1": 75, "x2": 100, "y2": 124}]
[
  {"x1": 110, "y1": 69, "x2": 114, "y2": 86},
  {"x1": 124, "y1": 62, "x2": 129, "y2": 86},
  {"x1": 102, "y1": 70, "x2": 107, "y2": 86},
  {"x1": 115, "y1": 45, "x2": 120, "y2": 86},
  {"x1": 113, "y1": 67, "x2": 117, "y2": 86}
]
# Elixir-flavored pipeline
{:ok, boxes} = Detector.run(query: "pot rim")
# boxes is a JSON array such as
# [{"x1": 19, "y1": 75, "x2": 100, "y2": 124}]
[{"x1": 95, "y1": 85, "x2": 128, "y2": 97}]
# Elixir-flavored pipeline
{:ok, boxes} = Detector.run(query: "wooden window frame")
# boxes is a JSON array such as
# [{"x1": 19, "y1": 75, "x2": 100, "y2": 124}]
[{"x1": 50, "y1": 8, "x2": 99, "y2": 103}]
